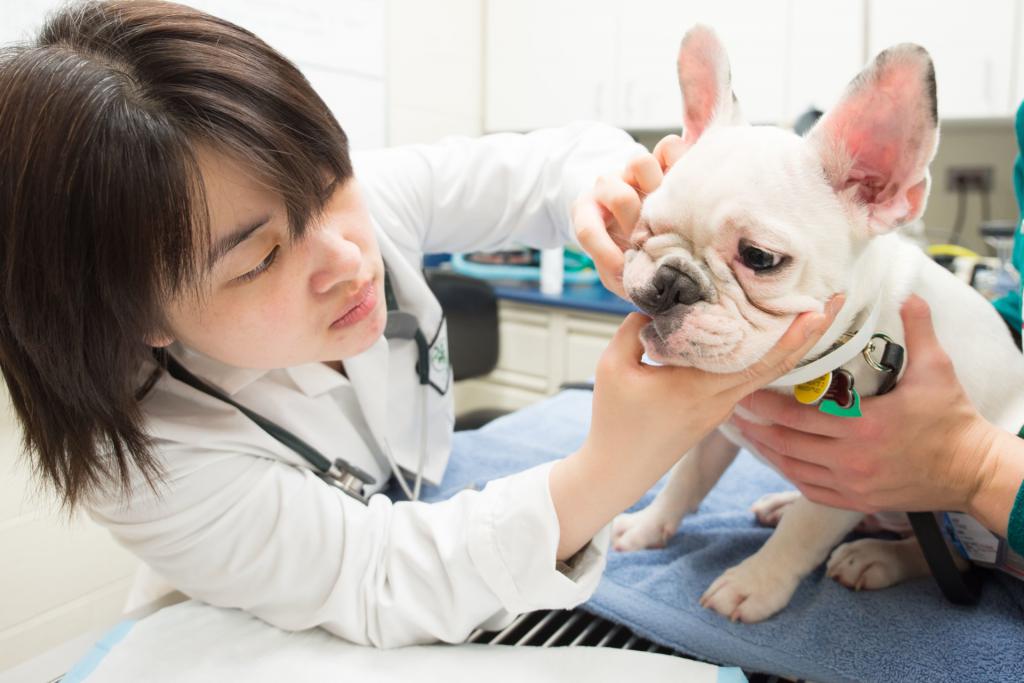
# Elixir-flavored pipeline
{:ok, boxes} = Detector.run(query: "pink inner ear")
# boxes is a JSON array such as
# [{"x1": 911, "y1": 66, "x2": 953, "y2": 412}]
[
  {"x1": 677, "y1": 27, "x2": 731, "y2": 145},
  {"x1": 815, "y1": 46, "x2": 937, "y2": 232},
  {"x1": 679, "y1": 55, "x2": 720, "y2": 144}
]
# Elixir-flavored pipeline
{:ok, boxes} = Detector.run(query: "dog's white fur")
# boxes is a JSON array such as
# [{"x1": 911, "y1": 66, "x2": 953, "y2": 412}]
[{"x1": 613, "y1": 26, "x2": 1024, "y2": 623}]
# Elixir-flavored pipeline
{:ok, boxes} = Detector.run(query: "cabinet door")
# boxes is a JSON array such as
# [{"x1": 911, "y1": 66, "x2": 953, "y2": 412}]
[
  {"x1": 615, "y1": 0, "x2": 789, "y2": 129},
  {"x1": 868, "y1": 0, "x2": 1016, "y2": 118},
  {"x1": 788, "y1": 0, "x2": 866, "y2": 119},
  {"x1": 485, "y1": 0, "x2": 618, "y2": 131}
]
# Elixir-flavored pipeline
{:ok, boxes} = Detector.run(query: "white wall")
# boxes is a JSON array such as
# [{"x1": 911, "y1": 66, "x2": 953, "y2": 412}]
[
  {"x1": 386, "y1": 0, "x2": 483, "y2": 145},
  {"x1": 0, "y1": 395, "x2": 141, "y2": 673}
]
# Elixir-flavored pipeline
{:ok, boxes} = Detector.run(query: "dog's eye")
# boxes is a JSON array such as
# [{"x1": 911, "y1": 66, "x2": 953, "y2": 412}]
[{"x1": 739, "y1": 244, "x2": 784, "y2": 272}]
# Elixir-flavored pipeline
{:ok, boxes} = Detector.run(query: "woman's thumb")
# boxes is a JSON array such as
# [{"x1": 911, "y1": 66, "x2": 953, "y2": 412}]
[{"x1": 604, "y1": 313, "x2": 651, "y2": 366}]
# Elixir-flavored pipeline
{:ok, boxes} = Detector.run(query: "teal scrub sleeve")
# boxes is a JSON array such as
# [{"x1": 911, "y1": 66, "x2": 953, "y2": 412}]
[{"x1": 992, "y1": 101, "x2": 1024, "y2": 332}]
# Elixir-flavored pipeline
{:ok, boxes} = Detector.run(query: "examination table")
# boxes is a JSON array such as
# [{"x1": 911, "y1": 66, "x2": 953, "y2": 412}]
[{"x1": 56, "y1": 389, "x2": 1024, "y2": 682}]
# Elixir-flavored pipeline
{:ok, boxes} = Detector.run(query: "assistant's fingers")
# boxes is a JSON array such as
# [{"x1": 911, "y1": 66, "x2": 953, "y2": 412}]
[
  {"x1": 764, "y1": 446, "x2": 837, "y2": 489},
  {"x1": 736, "y1": 391, "x2": 852, "y2": 438},
  {"x1": 733, "y1": 414, "x2": 843, "y2": 465},
  {"x1": 652, "y1": 134, "x2": 686, "y2": 171},
  {"x1": 621, "y1": 153, "x2": 664, "y2": 196}
]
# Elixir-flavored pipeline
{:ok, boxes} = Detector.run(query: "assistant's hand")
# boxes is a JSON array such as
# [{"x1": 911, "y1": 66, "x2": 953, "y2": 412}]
[
  {"x1": 733, "y1": 295, "x2": 999, "y2": 515},
  {"x1": 550, "y1": 296, "x2": 843, "y2": 559},
  {"x1": 572, "y1": 134, "x2": 687, "y2": 298}
]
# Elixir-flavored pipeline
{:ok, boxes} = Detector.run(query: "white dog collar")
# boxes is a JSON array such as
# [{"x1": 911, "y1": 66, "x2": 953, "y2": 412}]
[{"x1": 767, "y1": 298, "x2": 882, "y2": 389}]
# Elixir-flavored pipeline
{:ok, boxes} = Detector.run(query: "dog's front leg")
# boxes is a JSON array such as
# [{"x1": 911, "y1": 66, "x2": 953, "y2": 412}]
[
  {"x1": 701, "y1": 498, "x2": 863, "y2": 622},
  {"x1": 612, "y1": 429, "x2": 739, "y2": 551}
]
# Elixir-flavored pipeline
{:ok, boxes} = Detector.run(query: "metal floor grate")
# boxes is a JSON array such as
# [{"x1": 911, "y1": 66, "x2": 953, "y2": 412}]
[{"x1": 467, "y1": 609, "x2": 803, "y2": 683}]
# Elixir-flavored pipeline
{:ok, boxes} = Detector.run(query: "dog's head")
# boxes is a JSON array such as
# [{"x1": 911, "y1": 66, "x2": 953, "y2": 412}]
[{"x1": 624, "y1": 26, "x2": 939, "y2": 372}]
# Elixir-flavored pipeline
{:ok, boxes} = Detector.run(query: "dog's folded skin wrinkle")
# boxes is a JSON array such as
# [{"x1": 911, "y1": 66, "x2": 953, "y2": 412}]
[{"x1": 613, "y1": 25, "x2": 1024, "y2": 623}]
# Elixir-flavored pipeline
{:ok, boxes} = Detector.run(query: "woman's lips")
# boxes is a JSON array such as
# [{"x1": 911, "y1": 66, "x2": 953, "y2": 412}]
[{"x1": 329, "y1": 281, "x2": 377, "y2": 330}]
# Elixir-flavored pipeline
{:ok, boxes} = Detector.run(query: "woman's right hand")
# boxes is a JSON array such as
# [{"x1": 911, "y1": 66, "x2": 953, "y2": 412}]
[
  {"x1": 572, "y1": 134, "x2": 688, "y2": 298},
  {"x1": 550, "y1": 298, "x2": 844, "y2": 559}
]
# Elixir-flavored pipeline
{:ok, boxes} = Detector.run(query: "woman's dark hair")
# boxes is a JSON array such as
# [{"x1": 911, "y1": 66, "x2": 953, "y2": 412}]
[{"x1": 0, "y1": 0, "x2": 352, "y2": 508}]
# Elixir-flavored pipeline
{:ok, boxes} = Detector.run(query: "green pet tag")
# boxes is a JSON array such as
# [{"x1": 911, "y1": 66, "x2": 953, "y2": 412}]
[{"x1": 819, "y1": 387, "x2": 862, "y2": 417}]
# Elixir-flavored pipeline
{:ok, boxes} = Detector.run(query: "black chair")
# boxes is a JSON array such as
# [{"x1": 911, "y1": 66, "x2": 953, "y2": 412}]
[{"x1": 425, "y1": 270, "x2": 508, "y2": 431}]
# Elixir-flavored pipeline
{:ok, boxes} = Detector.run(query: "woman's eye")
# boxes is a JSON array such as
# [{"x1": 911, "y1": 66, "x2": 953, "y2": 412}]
[
  {"x1": 739, "y1": 244, "x2": 785, "y2": 272},
  {"x1": 237, "y1": 245, "x2": 280, "y2": 282}
]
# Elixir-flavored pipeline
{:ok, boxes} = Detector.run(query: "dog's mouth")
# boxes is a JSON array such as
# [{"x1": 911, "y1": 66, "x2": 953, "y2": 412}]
[{"x1": 639, "y1": 310, "x2": 747, "y2": 370}]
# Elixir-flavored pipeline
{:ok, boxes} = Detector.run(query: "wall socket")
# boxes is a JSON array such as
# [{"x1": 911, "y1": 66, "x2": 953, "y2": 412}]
[{"x1": 946, "y1": 165, "x2": 994, "y2": 192}]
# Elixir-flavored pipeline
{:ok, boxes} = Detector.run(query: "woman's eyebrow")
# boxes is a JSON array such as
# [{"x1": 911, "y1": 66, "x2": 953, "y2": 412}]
[{"x1": 207, "y1": 215, "x2": 271, "y2": 270}]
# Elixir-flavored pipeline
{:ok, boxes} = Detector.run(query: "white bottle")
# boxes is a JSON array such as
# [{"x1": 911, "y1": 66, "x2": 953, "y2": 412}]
[{"x1": 539, "y1": 248, "x2": 564, "y2": 295}]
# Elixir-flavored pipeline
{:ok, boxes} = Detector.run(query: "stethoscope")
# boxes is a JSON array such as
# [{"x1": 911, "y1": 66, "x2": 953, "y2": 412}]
[{"x1": 162, "y1": 270, "x2": 442, "y2": 506}]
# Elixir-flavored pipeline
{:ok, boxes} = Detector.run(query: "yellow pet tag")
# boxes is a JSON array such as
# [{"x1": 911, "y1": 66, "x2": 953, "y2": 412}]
[{"x1": 793, "y1": 372, "x2": 832, "y2": 405}]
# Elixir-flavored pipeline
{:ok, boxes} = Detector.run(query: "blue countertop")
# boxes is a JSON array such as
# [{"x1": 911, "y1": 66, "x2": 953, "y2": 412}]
[{"x1": 489, "y1": 279, "x2": 636, "y2": 316}]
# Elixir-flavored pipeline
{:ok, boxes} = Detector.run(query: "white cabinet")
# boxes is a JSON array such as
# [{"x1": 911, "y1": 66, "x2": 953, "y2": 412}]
[
  {"x1": 486, "y1": 0, "x2": 862, "y2": 131},
  {"x1": 486, "y1": 0, "x2": 1021, "y2": 131},
  {"x1": 868, "y1": 0, "x2": 1018, "y2": 118},
  {"x1": 615, "y1": 1, "x2": 790, "y2": 128},
  {"x1": 485, "y1": 0, "x2": 618, "y2": 131},
  {"x1": 454, "y1": 301, "x2": 624, "y2": 413},
  {"x1": 788, "y1": 0, "x2": 867, "y2": 115}
]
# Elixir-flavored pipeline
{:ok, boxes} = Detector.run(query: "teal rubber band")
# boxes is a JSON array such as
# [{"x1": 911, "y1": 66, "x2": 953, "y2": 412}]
[{"x1": 1009, "y1": 478, "x2": 1024, "y2": 556}]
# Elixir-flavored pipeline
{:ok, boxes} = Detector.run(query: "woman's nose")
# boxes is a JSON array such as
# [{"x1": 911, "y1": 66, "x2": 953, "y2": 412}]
[{"x1": 306, "y1": 229, "x2": 361, "y2": 295}]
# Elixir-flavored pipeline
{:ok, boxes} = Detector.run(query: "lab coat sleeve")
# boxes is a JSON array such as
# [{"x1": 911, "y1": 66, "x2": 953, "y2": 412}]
[
  {"x1": 353, "y1": 122, "x2": 647, "y2": 255},
  {"x1": 89, "y1": 447, "x2": 609, "y2": 648}
]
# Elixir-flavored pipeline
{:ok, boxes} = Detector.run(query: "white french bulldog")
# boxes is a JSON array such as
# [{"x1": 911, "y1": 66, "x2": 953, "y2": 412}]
[{"x1": 612, "y1": 25, "x2": 1024, "y2": 623}]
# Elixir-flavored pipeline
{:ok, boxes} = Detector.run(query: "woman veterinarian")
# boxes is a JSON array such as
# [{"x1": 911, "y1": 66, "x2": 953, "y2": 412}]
[{"x1": 0, "y1": 0, "x2": 837, "y2": 647}]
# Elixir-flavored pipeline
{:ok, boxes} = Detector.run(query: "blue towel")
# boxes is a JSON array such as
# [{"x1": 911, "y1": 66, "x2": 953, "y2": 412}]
[{"x1": 413, "y1": 390, "x2": 1024, "y2": 683}]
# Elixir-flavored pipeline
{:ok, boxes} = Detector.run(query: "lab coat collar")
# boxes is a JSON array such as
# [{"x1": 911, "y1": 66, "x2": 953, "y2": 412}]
[
  {"x1": 169, "y1": 346, "x2": 351, "y2": 399},
  {"x1": 283, "y1": 363, "x2": 352, "y2": 398},
  {"x1": 170, "y1": 343, "x2": 268, "y2": 396}
]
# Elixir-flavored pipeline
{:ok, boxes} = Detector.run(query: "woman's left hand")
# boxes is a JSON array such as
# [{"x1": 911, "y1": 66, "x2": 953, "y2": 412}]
[
  {"x1": 733, "y1": 295, "x2": 1000, "y2": 515},
  {"x1": 572, "y1": 134, "x2": 687, "y2": 298}
]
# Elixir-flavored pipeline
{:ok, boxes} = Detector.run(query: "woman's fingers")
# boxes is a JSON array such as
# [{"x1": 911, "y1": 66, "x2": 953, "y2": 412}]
[
  {"x1": 652, "y1": 134, "x2": 686, "y2": 171},
  {"x1": 728, "y1": 295, "x2": 845, "y2": 397},
  {"x1": 573, "y1": 194, "x2": 625, "y2": 296},
  {"x1": 594, "y1": 174, "x2": 642, "y2": 248},
  {"x1": 621, "y1": 153, "x2": 664, "y2": 196}
]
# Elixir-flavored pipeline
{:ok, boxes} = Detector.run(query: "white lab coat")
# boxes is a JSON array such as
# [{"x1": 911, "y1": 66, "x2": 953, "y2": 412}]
[{"x1": 88, "y1": 123, "x2": 646, "y2": 648}]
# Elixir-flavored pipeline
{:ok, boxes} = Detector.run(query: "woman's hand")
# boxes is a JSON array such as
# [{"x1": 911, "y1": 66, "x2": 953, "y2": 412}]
[
  {"x1": 733, "y1": 295, "x2": 1004, "y2": 517},
  {"x1": 550, "y1": 296, "x2": 844, "y2": 559},
  {"x1": 572, "y1": 134, "x2": 687, "y2": 298}
]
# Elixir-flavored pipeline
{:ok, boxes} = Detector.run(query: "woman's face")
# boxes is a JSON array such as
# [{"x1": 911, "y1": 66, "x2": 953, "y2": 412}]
[{"x1": 160, "y1": 149, "x2": 387, "y2": 369}]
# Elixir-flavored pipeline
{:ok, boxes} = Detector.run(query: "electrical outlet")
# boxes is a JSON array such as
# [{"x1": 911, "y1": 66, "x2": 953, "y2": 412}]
[{"x1": 946, "y1": 166, "x2": 994, "y2": 192}]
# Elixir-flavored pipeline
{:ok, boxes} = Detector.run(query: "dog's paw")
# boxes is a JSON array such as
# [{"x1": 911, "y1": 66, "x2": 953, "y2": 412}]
[
  {"x1": 700, "y1": 558, "x2": 800, "y2": 623},
  {"x1": 826, "y1": 538, "x2": 922, "y2": 591},
  {"x1": 611, "y1": 507, "x2": 680, "y2": 551},
  {"x1": 750, "y1": 490, "x2": 802, "y2": 527}
]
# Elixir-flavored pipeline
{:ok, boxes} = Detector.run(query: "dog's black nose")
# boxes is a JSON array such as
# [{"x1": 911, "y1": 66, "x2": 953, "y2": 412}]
[{"x1": 646, "y1": 265, "x2": 703, "y2": 313}]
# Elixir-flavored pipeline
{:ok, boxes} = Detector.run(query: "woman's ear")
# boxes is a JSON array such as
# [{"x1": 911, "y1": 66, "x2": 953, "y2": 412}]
[{"x1": 145, "y1": 333, "x2": 175, "y2": 348}]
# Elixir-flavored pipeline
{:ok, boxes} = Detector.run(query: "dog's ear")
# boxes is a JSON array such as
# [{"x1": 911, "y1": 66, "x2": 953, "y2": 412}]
[
  {"x1": 677, "y1": 25, "x2": 741, "y2": 146},
  {"x1": 809, "y1": 44, "x2": 939, "y2": 236}
]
